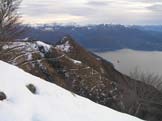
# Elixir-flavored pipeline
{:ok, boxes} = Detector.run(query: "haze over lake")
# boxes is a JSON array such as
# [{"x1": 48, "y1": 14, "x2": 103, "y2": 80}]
[{"x1": 96, "y1": 49, "x2": 162, "y2": 76}]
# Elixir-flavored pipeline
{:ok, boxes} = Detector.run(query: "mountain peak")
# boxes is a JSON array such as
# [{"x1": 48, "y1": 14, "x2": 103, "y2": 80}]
[
  {"x1": 55, "y1": 36, "x2": 72, "y2": 53},
  {"x1": 55, "y1": 36, "x2": 74, "y2": 45}
]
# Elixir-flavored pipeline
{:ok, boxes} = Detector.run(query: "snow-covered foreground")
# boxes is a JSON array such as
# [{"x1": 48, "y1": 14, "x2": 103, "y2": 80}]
[{"x1": 0, "y1": 61, "x2": 142, "y2": 121}]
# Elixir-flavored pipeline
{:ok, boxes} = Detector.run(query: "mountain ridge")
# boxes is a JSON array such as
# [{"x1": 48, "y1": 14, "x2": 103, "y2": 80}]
[{"x1": 1, "y1": 36, "x2": 162, "y2": 121}]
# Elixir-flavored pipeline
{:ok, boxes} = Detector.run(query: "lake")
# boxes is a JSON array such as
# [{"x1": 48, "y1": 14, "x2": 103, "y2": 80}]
[{"x1": 96, "y1": 49, "x2": 162, "y2": 76}]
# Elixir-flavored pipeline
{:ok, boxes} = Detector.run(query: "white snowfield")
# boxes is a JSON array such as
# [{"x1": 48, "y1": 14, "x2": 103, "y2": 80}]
[
  {"x1": 55, "y1": 41, "x2": 71, "y2": 52},
  {"x1": 0, "y1": 61, "x2": 143, "y2": 121}
]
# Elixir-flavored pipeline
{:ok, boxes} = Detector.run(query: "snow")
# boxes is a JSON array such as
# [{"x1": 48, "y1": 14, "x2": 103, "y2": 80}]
[
  {"x1": 43, "y1": 27, "x2": 54, "y2": 31},
  {"x1": 2, "y1": 41, "x2": 51, "y2": 53},
  {"x1": 0, "y1": 61, "x2": 143, "y2": 121},
  {"x1": 2, "y1": 41, "x2": 51, "y2": 63},
  {"x1": 68, "y1": 58, "x2": 82, "y2": 64},
  {"x1": 22, "y1": 37, "x2": 30, "y2": 41},
  {"x1": 36, "y1": 41, "x2": 51, "y2": 52},
  {"x1": 2, "y1": 42, "x2": 26, "y2": 50},
  {"x1": 72, "y1": 59, "x2": 82, "y2": 64},
  {"x1": 55, "y1": 41, "x2": 71, "y2": 52},
  {"x1": 27, "y1": 53, "x2": 33, "y2": 61}
]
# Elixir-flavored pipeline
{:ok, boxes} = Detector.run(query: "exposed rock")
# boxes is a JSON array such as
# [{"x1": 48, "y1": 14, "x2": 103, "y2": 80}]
[
  {"x1": 26, "y1": 84, "x2": 36, "y2": 94},
  {"x1": 0, "y1": 91, "x2": 7, "y2": 101}
]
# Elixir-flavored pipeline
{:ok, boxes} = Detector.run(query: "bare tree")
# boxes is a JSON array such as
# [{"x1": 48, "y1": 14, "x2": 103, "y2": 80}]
[
  {"x1": 0, "y1": 0, "x2": 24, "y2": 43},
  {"x1": 128, "y1": 68, "x2": 162, "y2": 118},
  {"x1": 129, "y1": 67, "x2": 162, "y2": 92}
]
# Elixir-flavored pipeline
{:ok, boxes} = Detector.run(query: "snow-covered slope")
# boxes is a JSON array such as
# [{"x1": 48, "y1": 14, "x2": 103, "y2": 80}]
[{"x1": 0, "y1": 61, "x2": 142, "y2": 121}]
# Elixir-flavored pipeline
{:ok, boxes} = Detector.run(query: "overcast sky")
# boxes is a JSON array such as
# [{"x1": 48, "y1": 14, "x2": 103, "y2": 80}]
[{"x1": 19, "y1": 0, "x2": 162, "y2": 25}]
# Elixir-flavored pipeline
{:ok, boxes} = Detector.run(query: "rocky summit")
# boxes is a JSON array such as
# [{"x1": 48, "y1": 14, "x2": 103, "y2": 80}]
[{"x1": 0, "y1": 36, "x2": 162, "y2": 121}]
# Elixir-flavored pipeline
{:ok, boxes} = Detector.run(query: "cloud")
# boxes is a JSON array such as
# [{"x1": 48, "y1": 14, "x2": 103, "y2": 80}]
[
  {"x1": 126, "y1": 0, "x2": 162, "y2": 4},
  {"x1": 147, "y1": 4, "x2": 162, "y2": 11},
  {"x1": 139, "y1": 0, "x2": 162, "y2": 3},
  {"x1": 19, "y1": 0, "x2": 162, "y2": 25},
  {"x1": 20, "y1": 0, "x2": 99, "y2": 18},
  {"x1": 86, "y1": 1, "x2": 110, "y2": 6},
  {"x1": 66, "y1": 7, "x2": 96, "y2": 17}
]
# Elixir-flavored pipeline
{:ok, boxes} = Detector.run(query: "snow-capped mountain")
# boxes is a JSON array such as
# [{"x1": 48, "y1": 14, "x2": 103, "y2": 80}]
[
  {"x1": 0, "y1": 61, "x2": 143, "y2": 121},
  {"x1": 23, "y1": 24, "x2": 162, "y2": 51},
  {"x1": 1, "y1": 36, "x2": 162, "y2": 121}
]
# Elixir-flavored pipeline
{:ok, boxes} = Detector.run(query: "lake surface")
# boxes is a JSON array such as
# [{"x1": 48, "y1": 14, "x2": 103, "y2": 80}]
[{"x1": 96, "y1": 49, "x2": 162, "y2": 76}]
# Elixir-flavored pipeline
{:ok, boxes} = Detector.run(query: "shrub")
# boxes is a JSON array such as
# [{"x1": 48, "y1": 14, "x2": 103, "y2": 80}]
[{"x1": 129, "y1": 68, "x2": 162, "y2": 92}]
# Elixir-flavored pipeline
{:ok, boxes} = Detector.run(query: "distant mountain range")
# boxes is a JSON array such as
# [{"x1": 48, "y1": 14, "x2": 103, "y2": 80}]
[
  {"x1": 23, "y1": 24, "x2": 162, "y2": 51},
  {"x1": 131, "y1": 25, "x2": 162, "y2": 32}
]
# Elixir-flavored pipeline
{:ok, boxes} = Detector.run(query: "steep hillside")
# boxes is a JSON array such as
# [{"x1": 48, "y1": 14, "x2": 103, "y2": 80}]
[
  {"x1": 0, "y1": 36, "x2": 162, "y2": 121},
  {"x1": 0, "y1": 61, "x2": 143, "y2": 121}
]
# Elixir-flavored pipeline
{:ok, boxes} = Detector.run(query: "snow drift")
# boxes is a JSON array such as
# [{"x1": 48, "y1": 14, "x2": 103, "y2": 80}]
[{"x1": 0, "y1": 61, "x2": 142, "y2": 121}]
